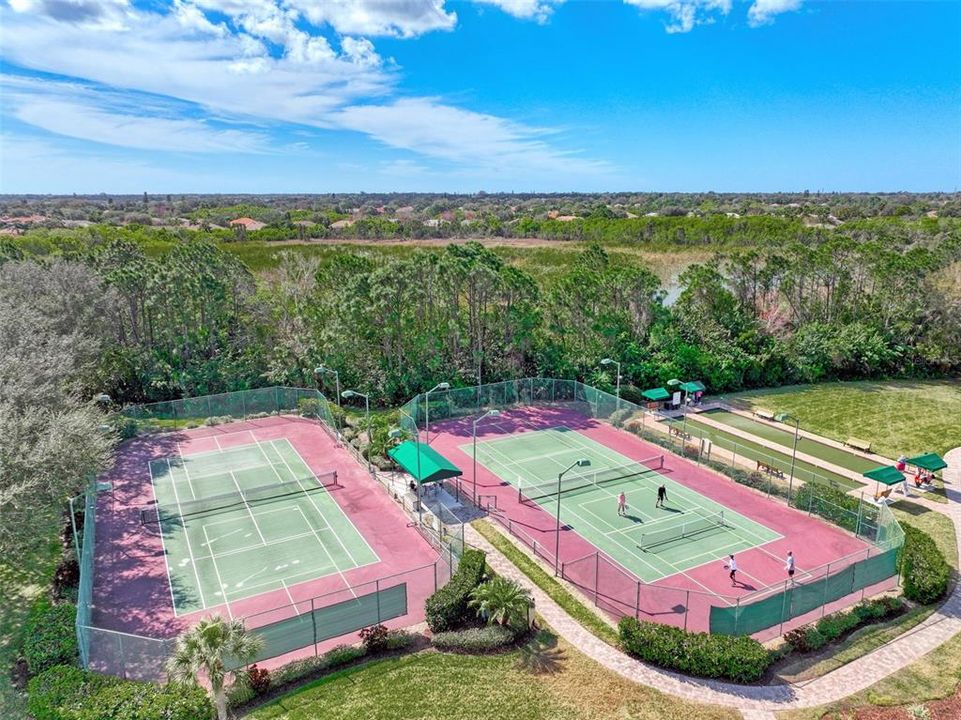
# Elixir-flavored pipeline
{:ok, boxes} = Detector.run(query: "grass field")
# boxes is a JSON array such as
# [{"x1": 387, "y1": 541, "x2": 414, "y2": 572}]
[
  {"x1": 724, "y1": 380, "x2": 961, "y2": 458},
  {"x1": 0, "y1": 536, "x2": 60, "y2": 719},
  {"x1": 669, "y1": 416, "x2": 861, "y2": 490},
  {"x1": 248, "y1": 634, "x2": 739, "y2": 720}
]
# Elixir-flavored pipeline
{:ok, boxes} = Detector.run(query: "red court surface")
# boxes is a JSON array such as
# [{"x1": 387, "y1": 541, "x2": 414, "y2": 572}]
[
  {"x1": 429, "y1": 405, "x2": 895, "y2": 641},
  {"x1": 92, "y1": 415, "x2": 442, "y2": 672}
]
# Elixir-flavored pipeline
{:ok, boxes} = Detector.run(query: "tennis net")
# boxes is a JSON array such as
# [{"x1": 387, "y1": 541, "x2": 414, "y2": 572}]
[
  {"x1": 639, "y1": 510, "x2": 729, "y2": 550},
  {"x1": 519, "y1": 454, "x2": 664, "y2": 502},
  {"x1": 140, "y1": 471, "x2": 338, "y2": 525}
]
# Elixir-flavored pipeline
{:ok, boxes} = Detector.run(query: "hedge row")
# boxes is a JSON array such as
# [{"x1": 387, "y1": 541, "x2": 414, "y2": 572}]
[
  {"x1": 23, "y1": 600, "x2": 79, "y2": 676},
  {"x1": 901, "y1": 525, "x2": 952, "y2": 605},
  {"x1": 27, "y1": 665, "x2": 213, "y2": 720},
  {"x1": 783, "y1": 596, "x2": 905, "y2": 652},
  {"x1": 425, "y1": 548, "x2": 487, "y2": 632},
  {"x1": 618, "y1": 617, "x2": 772, "y2": 683},
  {"x1": 431, "y1": 625, "x2": 517, "y2": 653}
]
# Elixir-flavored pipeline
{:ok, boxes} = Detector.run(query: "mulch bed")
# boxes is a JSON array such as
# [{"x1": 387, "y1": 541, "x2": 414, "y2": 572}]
[{"x1": 822, "y1": 683, "x2": 961, "y2": 719}]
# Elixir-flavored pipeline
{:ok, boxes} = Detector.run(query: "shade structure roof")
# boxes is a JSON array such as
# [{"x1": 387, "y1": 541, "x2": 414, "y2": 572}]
[
  {"x1": 388, "y1": 441, "x2": 462, "y2": 484},
  {"x1": 863, "y1": 466, "x2": 905, "y2": 486},
  {"x1": 906, "y1": 453, "x2": 948, "y2": 472},
  {"x1": 642, "y1": 387, "x2": 671, "y2": 401},
  {"x1": 680, "y1": 380, "x2": 706, "y2": 393}
]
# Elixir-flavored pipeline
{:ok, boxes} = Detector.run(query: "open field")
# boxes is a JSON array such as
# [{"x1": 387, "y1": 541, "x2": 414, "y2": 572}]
[
  {"x1": 723, "y1": 381, "x2": 961, "y2": 458},
  {"x1": 247, "y1": 633, "x2": 739, "y2": 720}
]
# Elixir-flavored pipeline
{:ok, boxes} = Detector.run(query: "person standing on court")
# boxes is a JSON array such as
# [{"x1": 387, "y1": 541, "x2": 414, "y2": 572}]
[
  {"x1": 785, "y1": 551, "x2": 795, "y2": 583},
  {"x1": 617, "y1": 491, "x2": 627, "y2": 516},
  {"x1": 725, "y1": 554, "x2": 738, "y2": 586},
  {"x1": 656, "y1": 483, "x2": 667, "y2": 509}
]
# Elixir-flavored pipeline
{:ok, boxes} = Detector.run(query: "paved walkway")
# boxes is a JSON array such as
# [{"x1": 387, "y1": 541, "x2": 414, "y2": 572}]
[{"x1": 466, "y1": 446, "x2": 961, "y2": 718}]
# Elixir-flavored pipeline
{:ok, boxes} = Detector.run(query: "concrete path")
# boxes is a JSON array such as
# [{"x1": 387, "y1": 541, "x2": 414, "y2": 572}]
[{"x1": 466, "y1": 446, "x2": 961, "y2": 718}]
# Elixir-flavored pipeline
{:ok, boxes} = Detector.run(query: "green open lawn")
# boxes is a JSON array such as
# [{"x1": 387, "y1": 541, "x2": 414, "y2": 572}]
[
  {"x1": 247, "y1": 634, "x2": 739, "y2": 720},
  {"x1": 723, "y1": 380, "x2": 961, "y2": 459}
]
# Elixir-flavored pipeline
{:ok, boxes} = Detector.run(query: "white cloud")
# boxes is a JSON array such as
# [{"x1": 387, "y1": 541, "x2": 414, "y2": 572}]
[
  {"x1": 624, "y1": 0, "x2": 731, "y2": 33},
  {"x1": 2, "y1": 74, "x2": 269, "y2": 153},
  {"x1": 472, "y1": 0, "x2": 564, "y2": 23},
  {"x1": 0, "y1": 1, "x2": 607, "y2": 179},
  {"x1": 333, "y1": 98, "x2": 607, "y2": 174},
  {"x1": 286, "y1": 0, "x2": 457, "y2": 38},
  {"x1": 748, "y1": 0, "x2": 803, "y2": 27}
]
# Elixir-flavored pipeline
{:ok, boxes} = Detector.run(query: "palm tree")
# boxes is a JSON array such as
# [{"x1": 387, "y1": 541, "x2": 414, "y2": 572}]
[
  {"x1": 469, "y1": 576, "x2": 532, "y2": 629},
  {"x1": 166, "y1": 615, "x2": 263, "y2": 720}
]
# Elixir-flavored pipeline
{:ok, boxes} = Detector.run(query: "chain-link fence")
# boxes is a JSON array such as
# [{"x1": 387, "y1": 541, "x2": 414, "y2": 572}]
[
  {"x1": 78, "y1": 386, "x2": 455, "y2": 681},
  {"x1": 398, "y1": 377, "x2": 905, "y2": 638}
]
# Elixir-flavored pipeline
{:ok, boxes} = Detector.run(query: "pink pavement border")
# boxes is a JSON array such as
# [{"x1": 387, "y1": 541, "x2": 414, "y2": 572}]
[
  {"x1": 428, "y1": 405, "x2": 888, "y2": 640},
  {"x1": 469, "y1": 445, "x2": 961, "y2": 715},
  {"x1": 91, "y1": 415, "x2": 442, "y2": 669}
]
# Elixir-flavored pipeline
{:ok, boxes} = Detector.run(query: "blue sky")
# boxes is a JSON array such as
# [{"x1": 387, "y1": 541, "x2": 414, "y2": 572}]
[{"x1": 0, "y1": 0, "x2": 958, "y2": 193}]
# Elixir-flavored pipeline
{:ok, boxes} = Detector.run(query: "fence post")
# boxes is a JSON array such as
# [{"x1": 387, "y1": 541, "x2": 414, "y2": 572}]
[
  {"x1": 118, "y1": 632, "x2": 126, "y2": 680},
  {"x1": 433, "y1": 561, "x2": 438, "y2": 592},
  {"x1": 635, "y1": 580, "x2": 641, "y2": 619},
  {"x1": 731, "y1": 442, "x2": 738, "y2": 470},
  {"x1": 855, "y1": 495, "x2": 864, "y2": 537},
  {"x1": 594, "y1": 552, "x2": 600, "y2": 602},
  {"x1": 311, "y1": 598, "x2": 319, "y2": 655},
  {"x1": 376, "y1": 579, "x2": 382, "y2": 623},
  {"x1": 821, "y1": 563, "x2": 831, "y2": 617},
  {"x1": 684, "y1": 590, "x2": 690, "y2": 631},
  {"x1": 734, "y1": 597, "x2": 740, "y2": 635},
  {"x1": 779, "y1": 580, "x2": 790, "y2": 636}
]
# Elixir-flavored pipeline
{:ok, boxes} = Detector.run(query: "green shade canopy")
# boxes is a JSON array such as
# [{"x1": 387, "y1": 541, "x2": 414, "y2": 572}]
[
  {"x1": 388, "y1": 441, "x2": 462, "y2": 484},
  {"x1": 906, "y1": 453, "x2": 948, "y2": 472},
  {"x1": 642, "y1": 387, "x2": 670, "y2": 401},
  {"x1": 863, "y1": 466, "x2": 905, "y2": 486},
  {"x1": 679, "y1": 380, "x2": 706, "y2": 393}
]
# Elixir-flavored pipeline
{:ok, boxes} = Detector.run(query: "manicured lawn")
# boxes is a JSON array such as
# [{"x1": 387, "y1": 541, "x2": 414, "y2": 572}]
[
  {"x1": 724, "y1": 380, "x2": 961, "y2": 458},
  {"x1": 892, "y1": 500, "x2": 959, "y2": 571},
  {"x1": 0, "y1": 535, "x2": 60, "y2": 719},
  {"x1": 247, "y1": 634, "x2": 739, "y2": 720}
]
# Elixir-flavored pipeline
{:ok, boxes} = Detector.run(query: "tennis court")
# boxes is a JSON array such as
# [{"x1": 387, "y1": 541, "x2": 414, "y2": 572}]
[
  {"x1": 146, "y1": 433, "x2": 378, "y2": 616},
  {"x1": 465, "y1": 426, "x2": 781, "y2": 583}
]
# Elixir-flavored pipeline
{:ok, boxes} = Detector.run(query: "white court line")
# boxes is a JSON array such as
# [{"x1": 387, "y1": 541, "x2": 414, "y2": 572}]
[
  {"x1": 255, "y1": 439, "x2": 362, "y2": 598},
  {"x1": 165, "y1": 457, "x2": 207, "y2": 610},
  {"x1": 201, "y1": 524, "x2": 232, "y2": 619},
  {"x1": 229, "y1": 470, "x2": 268, "y2": 545},
  {"x1": 559, "y1": 502, "x2": 668, "y2": 579},
  {"x1": 174, "y1": 446, "x2": 197, "y2": 500},
  {"x1": 146, "y1": 461, "x2": 181, "y2": 617},
  {"x1": 280, "y1": 580, "x2": 299, "y2": 614}
]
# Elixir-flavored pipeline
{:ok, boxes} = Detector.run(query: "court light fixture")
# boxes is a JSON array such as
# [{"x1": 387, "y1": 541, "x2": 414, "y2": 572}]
[
  {"x1": 554, "y1": 458, "x2": 591, "y2": 574},
  {"x1": 424, "y1": 381, "x2": 451, "y2": 445},
  {"x1": 471, "y1": 409, "x2": 502, "y2": 505}
]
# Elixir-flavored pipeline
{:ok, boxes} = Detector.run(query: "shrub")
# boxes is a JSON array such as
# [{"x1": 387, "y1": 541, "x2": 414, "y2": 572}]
[
  {"x1": 901, "y1": 525, "x2": 951, "y2": 604},
  {"x1": 618, "y1": 617, "x2": 772, "y2": 683},
  {"x1": 266, "y1": 645, "x2": 367, "y2": 690},
  {"x1": 431, "y1": 625, "x2": 517, "y2": 653},
  {"x1": 382, "y1": 630, "x2": 417, "y2": 651},
  {"x1": 792, "y1": 483, "x2": 861, "y2": 532},
  {"x1": 297, "y1": 398, "x2": 322, "y2": 417},
  {"x1": 23, "y1": 600, "x2": 78, "y2": 676},
  {"x1": 27, "y1": 665, "x2": 117, "y2": 720},
  {"x1": 70, "y1": 680, "x2": 214, "y2": 720},
  {"x1": 359, "y1": 624, "x2": 390, "y2": 653},
  {"x1": 784, "y1": 597, "x2": 906, "y2": 652},
  {"x1": 246, "y1": 664, "x2": 271, "y2": 695},
  {"x1": 425, "y1": 548, "x2": 487, "y2": 632},
  {"x1": 608, "y1": 408, "x2": 634, "y2": 428},
  {"x1": 52, "y1": 553, "x2": 80, "y2": 601}
]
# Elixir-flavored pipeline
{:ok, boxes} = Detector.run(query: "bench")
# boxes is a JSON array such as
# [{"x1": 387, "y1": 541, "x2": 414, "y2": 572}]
[
  {"x1": 846, "y1": 437, "x2": 872, "y2": 453},
  {"x1": 757, "y1": 460, "x2": 785, "y2": 478},
  {"x1": 669, "y1": 426, "x2": 691, "y2": 440},
  {"x1": 873, "y1": 487, "x2": 893, "y2": 504},
  {"x1": 754, "y1": 408, "x2": 776, "y2": 421}
]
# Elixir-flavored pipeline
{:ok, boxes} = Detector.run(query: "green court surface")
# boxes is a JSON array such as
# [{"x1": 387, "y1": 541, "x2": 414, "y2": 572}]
[
  {"x1": 147, "y1": 438, "x2": 378, "y2": 616},
  {"x1": 465, "y1": 427, "x2": 781, "y2": 583},
  {"x1": 700, "y1": 409, "x2": 879, "y2": 473},
  {"x1": 670, "y1": 416, "x2": 863, "y2": 490}
]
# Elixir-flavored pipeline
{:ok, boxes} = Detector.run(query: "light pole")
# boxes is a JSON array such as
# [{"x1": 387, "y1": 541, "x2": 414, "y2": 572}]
[
  {"x1": 776, "y1": 412, "x2": 801, "y2": 498},
  {"x1": 341, "y1": 390, "x2": 370, "y2": 470},
  {"x1": 314, "y1": 365, "x2": 341, "y2": 406},
  {"x1": 600, "y1": 358, "x2": 621, "y2": 409},
  {"x1": 555, "y1": 459, "x2": 591, "y2": 575},
  {"x1": 424, "y1": 381, "x2": 450, "y2": 445},
  {"x1": 472, "y1": 409, "x2": 501, "y2": 505}
]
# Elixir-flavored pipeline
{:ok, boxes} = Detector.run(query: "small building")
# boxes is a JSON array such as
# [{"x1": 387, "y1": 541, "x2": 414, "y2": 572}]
[{"x1": 229, "y1": 217, "x2": 266, "y2": 231}]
